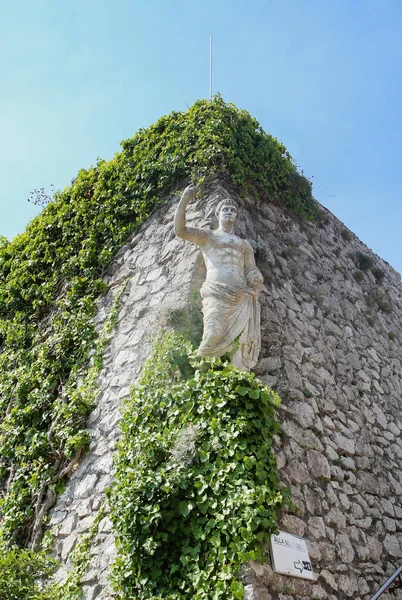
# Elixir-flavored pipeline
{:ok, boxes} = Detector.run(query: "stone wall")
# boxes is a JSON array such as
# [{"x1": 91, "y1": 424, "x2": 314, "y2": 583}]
[
  {"x1": 238, "y1": 192, "x2": 402, "y2": 600},
  {"x1": 49, "y1": 196, "x2": 203, "y2": 598},
  {"x1": 50, "y1": 181, "x2": 402, "y2": 599}
]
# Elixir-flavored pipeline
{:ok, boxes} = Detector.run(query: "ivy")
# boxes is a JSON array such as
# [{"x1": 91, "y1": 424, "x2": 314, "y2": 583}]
[
  {"x1": 108, "y1": 332, "x2": 289, "y2": 599},
  {"x1": 0, "y1": 545, "x2": 57, "y2": 600},
  {"x1": 0, "y1": 286, "x2": 123, "y2": 549},
  {"x1": 0, "y1": 96, "x2": 306, "y2": 582}
]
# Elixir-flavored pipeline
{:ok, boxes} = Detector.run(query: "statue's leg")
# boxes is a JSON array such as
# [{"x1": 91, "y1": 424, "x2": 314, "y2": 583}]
[
  {"x1": 228, "y1": 329, "x2": 249, "y2": 372},
  {"x1": 197, "y1": 297, "x2": 228, "y2": 357},
  {"x1": 230, "y1": 350, "x2": 248, "y2": 372},
  {"x1": 198, "y1": 285, "x2": 251, "y2": 363},
  {"x1": 197, "y1": 331, "x2": 226, "y2": 357}
]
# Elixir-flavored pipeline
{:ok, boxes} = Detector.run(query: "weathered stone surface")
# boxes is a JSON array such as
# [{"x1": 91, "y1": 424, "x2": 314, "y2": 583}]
[
  {"x1": 325, "y1": 508, "x2": 346, "y2": 529},
  {"x1": 383, "y1": 534, "x2": 402, "y2": 558},
  {"x1": 81, "y1": 584, "x2": 102, "y2": 600},
  {"x1": 310, "y1": 584, "x2": 327, "y2": 599},
  {"x1": 287, "y1": 401, "x2": 316, "y2": 429},
  {"x1": 383, "y1": 516, "x2": 396, "y2": 532},
  {"x1": 49, "y1": 196, "x2": 205, "y2": 592},
  {"x1": 320, "y1": 568, "x2": 338, "y2": 591},
  {"x1": 279, "y1": 514, "x2": 306, "y2": 537},
  {"x1": 338, "y1": 574, "x2": 358, "y2": 597},
  {"x1": 307, "y1": 516, "x2": 326, "y2": 540},
  {"x1": 47, "y1": 182, "x2": 402, "y2": 599},
  {"x1": 243, "y1": 585, "x2": 272, "y2": 600},
  {"x1": 306, "y1": 450, "x2": 331, "y2": 480},
  {"x1": 74, "y1": 474, "x2": 99, "y2": 498},
  {"x1": 336, "y1": 532, "x2": 355, "y2": 563},
  {"x1": 241, "y1": 562, "x2": 314, "y2": 597},
  {"x1": 60, "y1": 534, "x2": 77, "y2": 560},
  {"x1": 58, "y1": 514, "x2": 76, "y2": 537},
  {"x1": 333, "y1": 433, "x2": 355, "y2": 456}
]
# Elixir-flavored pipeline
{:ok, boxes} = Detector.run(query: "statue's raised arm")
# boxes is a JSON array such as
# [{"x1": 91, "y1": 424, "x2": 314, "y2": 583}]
[
  {"x1": 174, "y1": 184, "x2": 211, "y2": 247},
  {"x1": 174, "y1": 187, "x2": 263, "y2": 372}
]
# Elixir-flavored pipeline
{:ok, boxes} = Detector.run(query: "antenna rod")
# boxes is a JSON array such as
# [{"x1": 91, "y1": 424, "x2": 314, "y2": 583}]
[{"x1": 210, "y1": 34, "x2": 213, "y2": 100}]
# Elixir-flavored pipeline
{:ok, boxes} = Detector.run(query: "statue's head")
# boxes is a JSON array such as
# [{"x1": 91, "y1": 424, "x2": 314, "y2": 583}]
[{"x1": 215, "y1": 198, "x2": 238, "y2": 225}]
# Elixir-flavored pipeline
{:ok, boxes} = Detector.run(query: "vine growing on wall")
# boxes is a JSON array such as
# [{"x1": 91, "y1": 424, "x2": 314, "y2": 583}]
[
  {"x1": 0, "y1": 546, "x2": 57, "y2": 599},
  {"x1": 108, "y1": 332, "x2": 289, "y2": 599},
  {"x1": 0, "y1": 285, "x2": 123, "y2": 550},
  {"x1": 0, "y1": 96, "x2": 309, "y2": 583}
]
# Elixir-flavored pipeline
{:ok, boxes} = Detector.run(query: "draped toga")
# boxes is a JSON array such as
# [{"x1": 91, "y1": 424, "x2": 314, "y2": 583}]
[{"x1": 197, "y1": 280, "x2": 261, "y2": 371}]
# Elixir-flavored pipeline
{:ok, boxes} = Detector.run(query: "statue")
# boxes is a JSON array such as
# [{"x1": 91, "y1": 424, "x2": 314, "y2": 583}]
[{"x1": 174, "y1": 184, "x2": 263, "y2": 372}]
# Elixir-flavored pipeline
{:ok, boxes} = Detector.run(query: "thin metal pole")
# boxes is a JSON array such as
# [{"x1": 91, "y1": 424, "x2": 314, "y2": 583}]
[
  {"x1": 370, "y1": 565, "x2": 402, "y2": 600},
  {"x1": 210, "y1": 34, "x2": 213, "y2": 100}
]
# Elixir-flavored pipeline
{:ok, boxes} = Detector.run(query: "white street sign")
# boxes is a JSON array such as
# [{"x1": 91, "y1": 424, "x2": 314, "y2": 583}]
[{"x1": 270, "y1": 530, "x2": 314, "y2": 580}]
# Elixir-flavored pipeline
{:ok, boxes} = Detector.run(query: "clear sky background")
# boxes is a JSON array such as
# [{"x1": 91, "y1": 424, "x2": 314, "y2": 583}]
[{"x1": 1, "y1": 0, "x2": 401, "y2": 274}]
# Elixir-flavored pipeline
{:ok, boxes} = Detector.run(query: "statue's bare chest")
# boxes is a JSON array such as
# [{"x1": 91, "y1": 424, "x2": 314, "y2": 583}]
[
  {"x1": 209, "y1": 233, "x2": 245, "y2": 252},
  {"x1": 201, "y1": 233, "x2": 246, "y2": 271}
]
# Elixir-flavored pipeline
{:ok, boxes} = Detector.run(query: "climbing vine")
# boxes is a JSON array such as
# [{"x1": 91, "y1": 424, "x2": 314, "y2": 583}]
[
  {"x1": 0, "y1": 96, "x2": 308, "y2": 585},
  {"x1": 0, "y1": 286, "x2": 123, "y2": 549},
  {"x1": 108, "y1": 332, "x2": 289, "y2": 599},
  {"x1": 0, "y1": 545, "x2": 57, "y2": 600}
]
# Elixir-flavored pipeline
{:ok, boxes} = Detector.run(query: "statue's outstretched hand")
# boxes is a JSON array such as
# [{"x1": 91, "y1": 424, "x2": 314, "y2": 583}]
[{"x1": 181, "y1": 183, "x2": 198, "y2": 203}]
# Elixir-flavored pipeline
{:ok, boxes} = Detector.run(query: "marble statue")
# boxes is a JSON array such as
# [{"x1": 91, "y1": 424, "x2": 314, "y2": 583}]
[{"x1": 174, "y1": 184, "x2": 263, "y2": 371}]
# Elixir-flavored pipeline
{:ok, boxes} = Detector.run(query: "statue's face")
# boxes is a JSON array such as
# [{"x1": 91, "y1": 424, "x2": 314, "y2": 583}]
[{"x1": 218, "y1": 203, "x2": 237, "y2": 225}]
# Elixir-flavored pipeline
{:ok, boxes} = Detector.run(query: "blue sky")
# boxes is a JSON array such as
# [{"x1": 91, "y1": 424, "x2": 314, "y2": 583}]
[{"x1": 1, "y1": 0, "x2": 402, "y2": 274}]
